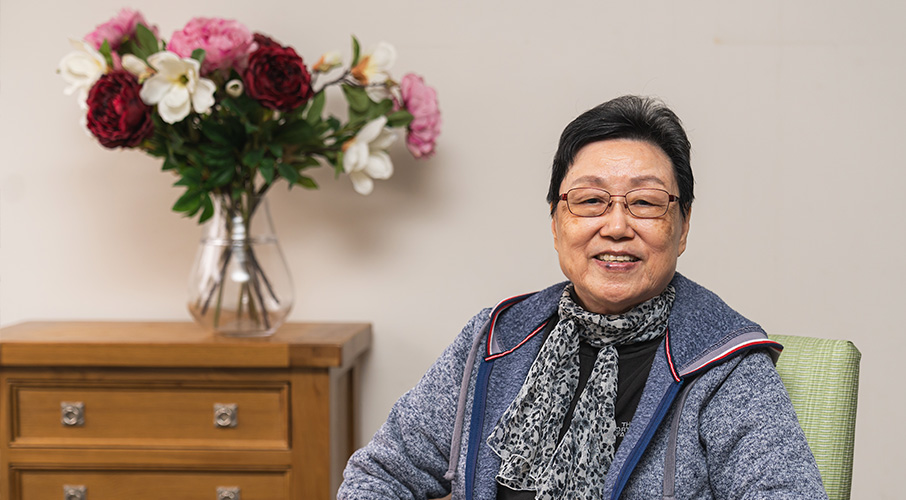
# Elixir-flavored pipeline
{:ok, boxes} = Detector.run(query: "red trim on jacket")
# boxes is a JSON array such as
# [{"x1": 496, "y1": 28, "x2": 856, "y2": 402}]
[
  {"x1": 485, "y1": 320, "x2": 550, "y2": 361},
  {"x1": 665, "y1": 329, "x2": 682, "y2": 382}
]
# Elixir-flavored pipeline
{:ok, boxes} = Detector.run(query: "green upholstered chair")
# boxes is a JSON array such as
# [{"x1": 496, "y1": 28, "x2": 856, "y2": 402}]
[{"x1": 769, "y1": 334, "x2": 861, "y2": 500}]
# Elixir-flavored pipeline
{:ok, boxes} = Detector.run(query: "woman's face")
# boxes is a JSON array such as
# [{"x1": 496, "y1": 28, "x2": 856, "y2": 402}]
[{"x1": 551, "y1": 139, "x2": 690, "y2": 315}]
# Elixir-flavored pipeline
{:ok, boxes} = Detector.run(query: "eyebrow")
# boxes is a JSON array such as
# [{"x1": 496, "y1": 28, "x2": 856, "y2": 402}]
[{"x1": 569, "y1": 174, "x2": 669, "y2": 189}]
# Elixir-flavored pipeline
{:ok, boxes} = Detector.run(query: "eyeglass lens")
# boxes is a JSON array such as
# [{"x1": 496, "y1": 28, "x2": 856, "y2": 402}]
[{"x1": 566, "y1": 188, "x2": 672, "y2": 218}]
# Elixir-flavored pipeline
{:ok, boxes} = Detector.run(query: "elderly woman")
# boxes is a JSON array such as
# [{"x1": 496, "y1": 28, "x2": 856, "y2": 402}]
[{"x1": 338, "y1": 96, "x2": 826, "y2": 499}]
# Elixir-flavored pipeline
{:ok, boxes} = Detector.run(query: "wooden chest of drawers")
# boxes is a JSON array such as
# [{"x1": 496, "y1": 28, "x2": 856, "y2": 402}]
[{"x1": 0, "y1": 321, "x2": 371, "y2": 500}]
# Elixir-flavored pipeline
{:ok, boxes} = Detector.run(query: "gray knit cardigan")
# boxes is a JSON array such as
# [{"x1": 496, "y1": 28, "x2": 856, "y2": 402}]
[{"x1": 338, "y1": 273, "x2": 828, "y2": 499}]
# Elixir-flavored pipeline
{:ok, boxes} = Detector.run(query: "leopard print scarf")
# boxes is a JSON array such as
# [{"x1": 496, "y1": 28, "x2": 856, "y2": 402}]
[{"x1": 487, "y1": 283, "x2": 675, "y2": 499}]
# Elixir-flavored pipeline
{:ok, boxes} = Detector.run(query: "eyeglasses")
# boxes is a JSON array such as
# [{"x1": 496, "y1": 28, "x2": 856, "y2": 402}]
[{"x1": 559, "y1": 187, "x2": 678, "y2": 219}]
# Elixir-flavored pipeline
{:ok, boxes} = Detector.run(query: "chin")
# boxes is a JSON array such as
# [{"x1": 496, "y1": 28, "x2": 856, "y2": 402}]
[
  {"x1": 578, "y1": 287, "x2": 638, "y2": 315},
  {"x1": 582, "y1": 281, "x2": 665, "y2": 315}
]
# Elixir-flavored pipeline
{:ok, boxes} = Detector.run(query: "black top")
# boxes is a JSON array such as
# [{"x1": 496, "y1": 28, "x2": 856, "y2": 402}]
[{"x1": 496, "y1": 326, "x2": 661, "y2": 499}]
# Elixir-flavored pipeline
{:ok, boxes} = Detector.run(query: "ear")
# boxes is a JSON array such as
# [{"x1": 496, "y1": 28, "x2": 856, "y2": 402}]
[
  {"x1": 551, "y1": 211, "x2": 560, "y2": 249},
  {"x1": 677, "y1": 207, "x2": 691, "y2": 256}
]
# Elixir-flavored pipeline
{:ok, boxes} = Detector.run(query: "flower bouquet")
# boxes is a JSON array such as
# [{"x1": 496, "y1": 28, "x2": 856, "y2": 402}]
[{"x1": 59, "y1": 9, "x2": 441, "y2": 336}]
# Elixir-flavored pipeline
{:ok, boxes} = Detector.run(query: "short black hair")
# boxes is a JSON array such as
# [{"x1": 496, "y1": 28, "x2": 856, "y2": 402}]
[{"x1": 547, "y1": 95, "x2": 694, "y2": 218}]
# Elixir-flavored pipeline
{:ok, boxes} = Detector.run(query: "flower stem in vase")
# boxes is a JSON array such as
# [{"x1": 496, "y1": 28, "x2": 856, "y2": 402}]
[
  {"x1": 188, "y1": 194, "x2": 293, "y2": 337},
  {"x1": 249, "y1": 248, "x2": 280, "y2": 303},
  {"x1": 199, "y1": 246, "x2": 231, "y2": 316}
]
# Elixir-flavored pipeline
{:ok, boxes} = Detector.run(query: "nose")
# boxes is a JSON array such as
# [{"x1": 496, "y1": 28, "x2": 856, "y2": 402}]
[{"x1": 598, "y1": 199, "x2": 634, "y2": 240}]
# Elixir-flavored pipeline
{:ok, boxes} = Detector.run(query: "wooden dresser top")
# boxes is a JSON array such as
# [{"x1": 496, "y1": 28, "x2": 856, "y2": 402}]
[{"x1": 0, "y1": 321, "x2": 371, "y2": 369}]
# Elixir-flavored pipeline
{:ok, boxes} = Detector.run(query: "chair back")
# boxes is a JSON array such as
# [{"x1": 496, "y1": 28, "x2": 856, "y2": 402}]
[{"x1": 769, "y1": 334, "x2": 861, "y2": 500}]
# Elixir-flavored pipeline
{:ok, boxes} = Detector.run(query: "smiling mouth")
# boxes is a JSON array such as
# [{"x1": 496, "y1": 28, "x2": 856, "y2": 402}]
[{"x1": 594, "y1": 254, "x2": 639, "y2": 263}]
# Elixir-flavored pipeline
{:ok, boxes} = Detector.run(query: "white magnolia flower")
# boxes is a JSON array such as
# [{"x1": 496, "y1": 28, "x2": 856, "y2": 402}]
[
  {"x1": 365, "y1": 84, "x2": 392, "y2": 103},
  {"x1": 343, "y1": 116, "x2": 397, "y2": 195},
  {"x1": 312, "y1": 50, "x2": 342, "y2": 73},
  {"x1": 58, "y1": 40, "x2": 108, "y2": 109},
  {"x1": 139, "y1": 51, "x2": 216, "y2": 124},
  {"x1": 121, "y1": 54, "x2": 152, "y2": 81},
  {"x1": 225, "y1": 79, "x2": 244, "y2": 98},
  {"x1": 350, "y1": 42, "x2": 396, "y2": 85}
]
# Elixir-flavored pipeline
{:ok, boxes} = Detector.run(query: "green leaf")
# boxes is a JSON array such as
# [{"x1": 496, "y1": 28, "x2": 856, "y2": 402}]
[
  {"x1": 386, "y1": 109, "x2": 414, "y2": 128},
  {"x1": 296, "y1": 176, "x2": 318, "y2": 189},
  {"x1": 173, "y1": 176, "x2": 197, "y2": 188},
  {"x1": 226, "y1": 119, "x2": 247, "y2": 145},
  {"x1": 334, "y1": 151, "x2": 345, "y2": 176},
  {"x1": 198, "y1": 145, "x2": 235, "y2": 170},
  {"x1": 178, "y1": 164, "x2": 203, "y2": 183},
  {"x1": 305, "y1": 92, "x2": 326, "y2": 125},
  {"x1": 186, "y1": 150, "x2": 205, "y2": 167},
  {"x1": 134, "y1": 23, "x2": 160, "y2": 59},
  {"x1": 199, "y1": 194, "x2": 215, "y2": 223},
  {"x1": 99, "y1": 40, "x2": 115, "y2": 69},
  {"x1": 200, "y1": 121, "x2": 233, "y2": 146},
  {"x1": 312, "y1": 120, "x2": 332, "y2": 137},
  {"x1": 209, "y1": 166, "x2": 234, "y2": 187},
  {"x1": 199, "y1": 144, "x2": 232, "y2": 157},
  {"x1": 162, "y1": 156, "x2": 181, "y2": 171},
  {"x1": 269, "y1": 144, "x2": 284, "y2": 158},
  {"x1": 293, "y1": 156, "x2": 321, "y2": 170},
  {"x1": 323, "y1": 150, "x2": 339, "y2": 164},
  {"x1": 220, "y1": 98, "x2": 239, "y2": 114},
  {"x1": 173, "y1": 189, "x2": 202, "y2": 214},
  {"x1": 258, "y1": 119, "x2": 279, "y2": 141},
  {"x1": 259, "y1": 158, "x2": 276, "y2": 184},
  {"x1": 342, "y1": 85, "x2": 371, "y2": 113},
  {"x1": 273, "y1": 119, "x2": 317, "y2": 145},
  {"x1": 191, "y1": 48, "x2": 206, "y2": 68},
  {"x1": 119, "y1": 39, "x2": 137, "y2": 57},
  {"x1": 327, "y1": 116, "x2": 341, "y2": 131},
  {"x1": 278, "y1": 162, "x2": 299, "y2": 184},
  {"x1": 351, "y1": 35, "x2": 361, "y2": 67},
  {"x1": 242, "y1": 149, "x2": 265, "y2": 168},
  {"x1": 204, "y1": 157, "x2": 236, "y2": 170},
  {"x1": 220, "y1": 96, "x2": 250, "y2": 118},
  {"x1": 143, "y1": 136, "x2": 167, "y2": 157},
  {"x1": 366, "y1": 98, "x2": 394, "y2": 121}
]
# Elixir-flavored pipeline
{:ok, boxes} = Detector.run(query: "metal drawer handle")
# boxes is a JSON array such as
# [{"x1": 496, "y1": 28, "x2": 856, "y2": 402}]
[
  {"x1": 63, "y1": 485, "x2": 86, "y2": 500},
  {"x1": 214, "y1": 403, "x2": 238, "y2": 428},
  {"x1": 217, "y1": 486, "x2": 241, "y2": 500},
  {"x1": 61, "y1": 402, "x2": 85, "y2": 427}
]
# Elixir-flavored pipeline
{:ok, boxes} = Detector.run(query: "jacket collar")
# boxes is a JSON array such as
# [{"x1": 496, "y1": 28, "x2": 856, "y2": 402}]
[
  {"x1": 665, "y1": 273, "x2": 777, "y2": 380},
  {"x1": 485, "y1": 281, "x2": 567, "y2": 360},
  {"x1": 486, "y1": 273, "x2": 775, "y2": 373}
]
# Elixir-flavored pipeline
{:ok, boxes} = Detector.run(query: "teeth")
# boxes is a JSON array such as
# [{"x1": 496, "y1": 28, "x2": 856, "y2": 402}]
[{"x1": 596, "y1": 254, "x2": 638, "y2": 262}]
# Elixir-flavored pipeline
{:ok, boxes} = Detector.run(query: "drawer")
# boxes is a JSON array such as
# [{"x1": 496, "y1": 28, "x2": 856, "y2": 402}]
[
  {"x1": 10, "y1": 381, "x2": 289, "y2": 450},
  {"x1": 16, "y1": 469, "x2": 289, "y2": 500}
]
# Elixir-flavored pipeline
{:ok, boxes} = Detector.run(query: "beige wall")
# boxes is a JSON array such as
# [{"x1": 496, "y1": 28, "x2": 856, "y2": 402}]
[{"x1": 2, "y1": 0, "x2": 903, "y2": 497}]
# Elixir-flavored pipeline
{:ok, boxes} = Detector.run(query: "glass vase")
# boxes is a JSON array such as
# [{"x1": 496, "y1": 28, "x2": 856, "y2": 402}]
[{"x1": 187, "y1": 193, "x2": 294, "y2": 337}]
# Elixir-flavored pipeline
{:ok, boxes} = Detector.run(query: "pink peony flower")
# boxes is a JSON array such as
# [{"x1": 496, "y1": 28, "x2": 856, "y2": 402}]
[
  {"x1": 399, "y1": 73, "x2": 441, "y2": 158},
  {"x1": 84, "y1": 8, "x2": 158, "y2": 51},
  {"x1": 168, "y1": 17, "x2": 256, "y2": 76}
]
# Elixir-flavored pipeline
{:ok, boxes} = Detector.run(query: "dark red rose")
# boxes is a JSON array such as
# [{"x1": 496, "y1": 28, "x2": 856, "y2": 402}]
[
  {"x1": 85, "y1": 71, "x2": 154, "y2": 149},
  {"x1": 253, "y1": 33, "x2": 280, "y2": 49},
  {"x1": 244, "y1": 44, "x2": 314, "y2": 111}
]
